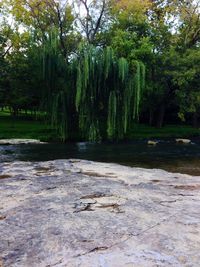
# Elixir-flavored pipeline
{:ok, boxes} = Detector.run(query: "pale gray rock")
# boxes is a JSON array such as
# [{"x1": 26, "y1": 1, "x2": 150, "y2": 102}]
[
  {"x1": 147, "y1": 140, "x2": 158, "y2": 145},
  {"x1": 176, "y1": 138, "x2": 191, "y2": 144},
  {"x1": 0, "y1": 139, "x2": 46, "y2": 145},
  {"x1": 0, "y1": 159, "x2": 200, "y2": 266}
]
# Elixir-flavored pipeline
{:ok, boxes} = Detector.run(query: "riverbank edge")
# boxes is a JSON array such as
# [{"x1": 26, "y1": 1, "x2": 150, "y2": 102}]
[{"x1": 1, "y1": 115, "x2": 200, "y2": 142}]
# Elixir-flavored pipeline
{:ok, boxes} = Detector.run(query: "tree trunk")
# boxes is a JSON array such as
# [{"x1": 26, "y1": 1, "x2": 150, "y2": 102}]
[
  {"x1": 149, "y1": 109, "x2": 154, "y2": 126},
  {"x1": 192, "y1": 112, "x2": 198, "y2": 128},
  {"x1": 157, "y1": 104, "x2": 165, "y2": 128},
  {"x1": 12, "y1": 108, "x2": 18, "y2": 117}
]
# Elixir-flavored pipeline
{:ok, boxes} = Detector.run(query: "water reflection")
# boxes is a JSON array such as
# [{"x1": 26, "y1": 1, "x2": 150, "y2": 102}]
[{"x1": 1, "y1": 139, "x2": 200, "y2": 176}]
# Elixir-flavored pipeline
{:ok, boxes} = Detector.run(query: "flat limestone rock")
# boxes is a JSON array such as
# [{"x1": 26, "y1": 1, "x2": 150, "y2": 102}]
[
  {"x1": 0, "y1": 159, "x2": 200, "y2": 266},
  {"x1": 0, "y1": 139, "x2": 46, "y2": 145}
]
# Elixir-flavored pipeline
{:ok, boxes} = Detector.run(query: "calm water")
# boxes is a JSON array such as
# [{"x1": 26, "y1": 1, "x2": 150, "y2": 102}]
[{"x1": 1, "y1": 139, "x2": 200, "y2": 175}]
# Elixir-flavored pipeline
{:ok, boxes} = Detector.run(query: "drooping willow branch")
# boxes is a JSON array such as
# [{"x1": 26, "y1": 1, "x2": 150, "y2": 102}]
[{"x1": 41, "y1": 36, "x2": 145, "y2": 141}]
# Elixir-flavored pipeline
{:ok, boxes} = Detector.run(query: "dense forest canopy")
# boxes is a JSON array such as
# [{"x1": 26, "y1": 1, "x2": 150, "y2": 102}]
[{"x1": 0, "y1": 0, "x2": 200, "y2": 141}]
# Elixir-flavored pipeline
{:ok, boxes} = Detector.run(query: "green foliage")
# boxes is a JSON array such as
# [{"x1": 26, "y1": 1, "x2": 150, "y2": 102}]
[
  {"x1": 42, "y1": 39, "x2": 146, "y2": 141},
  {"x1": 107, "y1": 91, "x2": 117, "y2": 138},
  {"x1": 1, "y1": 0, "x2": 200, "y2": 140},
  {"x1": 170, "y1": 48, "x2": 200, "y2": 119}
]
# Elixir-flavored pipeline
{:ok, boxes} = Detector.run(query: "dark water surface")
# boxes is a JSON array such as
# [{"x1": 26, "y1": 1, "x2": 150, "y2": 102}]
[{"x1": 1, "y1": 139, "x2": 200, "y2": 175}]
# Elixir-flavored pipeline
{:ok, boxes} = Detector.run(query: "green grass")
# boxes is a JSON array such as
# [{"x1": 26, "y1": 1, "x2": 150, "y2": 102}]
[
  {"x1": 0, "y1": 108, "x2": 46, "y2": 117},
  {"x1": 0, "y1": 110, "x2": 199, "y2": 142},
  {"x1": 127, "y1": 124, "x2": 200, "y2": 139},
  {"x1": 0, "y1": 115, "x2": 58, "y2": 142}
]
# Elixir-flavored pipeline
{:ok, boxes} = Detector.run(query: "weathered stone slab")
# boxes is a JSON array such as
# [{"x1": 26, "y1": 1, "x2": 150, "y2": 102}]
[{"x1": 0, "y1": 159, "x2": 200, "y2": 266}]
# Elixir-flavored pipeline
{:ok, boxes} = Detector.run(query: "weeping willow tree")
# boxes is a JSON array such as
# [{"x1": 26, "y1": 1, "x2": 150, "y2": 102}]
[
  {"x1": 42, "y1": 36, "x2": 145, "y2": 141},
  {"x1": 75, "y1": 45, "x2": 145, "y2": 141},
  {"x1": 41, "y1": 31, "x2": 76, "y2": 141}
]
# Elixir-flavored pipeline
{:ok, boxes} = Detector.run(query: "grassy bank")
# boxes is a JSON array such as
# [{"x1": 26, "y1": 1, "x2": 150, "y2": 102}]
[
  {"x1": 0, "y1": 111, "x2": 200, "y2": 142},
  {"x1": 127, "y1": 124, "x2": 200, "y2": 139},
  {"x1": 0, "y1": 115, "x2": 58, "y2": 142}
]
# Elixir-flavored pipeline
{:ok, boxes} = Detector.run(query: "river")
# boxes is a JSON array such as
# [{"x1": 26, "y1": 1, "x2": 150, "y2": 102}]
[{"x1": 1, "y1": 138, "x2": 200, "y2": 175}]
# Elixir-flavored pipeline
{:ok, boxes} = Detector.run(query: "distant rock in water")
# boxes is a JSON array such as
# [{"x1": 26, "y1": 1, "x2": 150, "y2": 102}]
[
  {"x1": 0, "y1": 139, "x2": 46, "y2": 145},
  {"x1": 176, "y1": 138, "x2": 191, "y2": 144},
  {"x1": 147, "y1": 140, "x2": 158, "y2": 145}
]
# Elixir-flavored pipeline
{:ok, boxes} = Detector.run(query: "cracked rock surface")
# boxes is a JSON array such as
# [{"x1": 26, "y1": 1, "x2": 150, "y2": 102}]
[{"x1": 0, "y1": 159, "x2": 200, "y2": 266}]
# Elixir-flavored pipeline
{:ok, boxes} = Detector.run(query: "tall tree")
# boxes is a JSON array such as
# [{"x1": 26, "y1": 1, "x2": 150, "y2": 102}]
[
  {"x1": 5, "y1": 0, "x2": 76, "y2": 58},
  {"x1": 42, "y1": 36, "x2": 145, "y2": 140},
  {"x1": 74, "y1": 0, "x2": 111, "y2": 44}
]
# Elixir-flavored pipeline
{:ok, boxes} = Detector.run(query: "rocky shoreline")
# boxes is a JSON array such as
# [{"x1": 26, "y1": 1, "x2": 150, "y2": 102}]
[
  {"x1": 0, "y1": 139, "x2": 46, "y2": 145},
  {"x1": 0, "y1": 159, "x2": 200, "y2": 266}
]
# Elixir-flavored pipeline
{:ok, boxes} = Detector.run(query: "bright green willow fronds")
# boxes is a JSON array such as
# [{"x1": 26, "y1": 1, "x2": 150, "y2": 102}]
[
  {"x1": 107, "y1": 91, "x2": 117, "y2": 138},
  {"x1": 118, "y1": 58, "x2": 129, "y2": 82},
  {"x1": 42, "y1": 40, "x2": 146, "y2": 141}
]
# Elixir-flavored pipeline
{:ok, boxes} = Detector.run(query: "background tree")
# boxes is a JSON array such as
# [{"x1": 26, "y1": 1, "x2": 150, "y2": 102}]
[
  {"x1": 169, "y1": 48, "x2": 200, "y2": 127},
  {"x1": 74, "y1": 0, "x2": 112, "y2": 45},
  {"x1": 0, "y1": 0, "x2": 200, "y2": 141},
  {"x1": 6, "y1": 0, "x2": 77, "y2": 58}
]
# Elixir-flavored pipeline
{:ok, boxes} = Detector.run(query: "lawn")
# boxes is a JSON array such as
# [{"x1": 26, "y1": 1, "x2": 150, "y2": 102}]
[
  {"x1": 0, "y1": 110, "x2": 199, "y2": 142},
  {"x1": 127, "y1": 124, "x2": 200, "y2": 139},
  {"x1": 0, "y1": 114, "x2": 58, "y2": 142}
]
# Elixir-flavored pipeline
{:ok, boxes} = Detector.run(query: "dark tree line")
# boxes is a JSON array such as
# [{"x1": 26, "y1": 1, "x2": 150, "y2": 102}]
[{"x1": 0, "y1": 0, "x2": 200, "y2": 140}]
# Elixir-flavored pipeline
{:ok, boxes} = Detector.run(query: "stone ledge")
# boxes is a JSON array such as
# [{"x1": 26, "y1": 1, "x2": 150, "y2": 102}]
[
  {"x1": 0, "y1": 159, "x2": 200, "y2": 266},
  {"x1": 0, "y1": 139, "x2": 46, "y2": 145}
]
